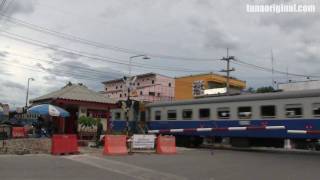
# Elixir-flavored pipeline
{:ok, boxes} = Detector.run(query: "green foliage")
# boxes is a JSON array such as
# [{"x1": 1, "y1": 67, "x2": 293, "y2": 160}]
[
  {"x1": 78, "y1": 116, "x2": 97, "y2": 129},
  {"x1": 256, "y1": 86, "x2": 275, "y2": 93}
]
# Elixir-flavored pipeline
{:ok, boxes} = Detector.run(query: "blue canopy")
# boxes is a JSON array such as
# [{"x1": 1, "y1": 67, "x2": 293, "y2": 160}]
[{"x1": 27, "y1": 104, "x2": 70, "y2": 117}]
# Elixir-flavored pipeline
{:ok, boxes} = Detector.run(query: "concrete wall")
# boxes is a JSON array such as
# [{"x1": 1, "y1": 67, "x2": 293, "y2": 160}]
[{"x1": 0, "y1": 138, "x2": 51, "y2": 154}]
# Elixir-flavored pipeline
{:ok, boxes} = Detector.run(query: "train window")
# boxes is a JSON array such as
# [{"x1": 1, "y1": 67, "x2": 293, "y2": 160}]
[
  {"x1": 114, "y1": 112, "x2": 121, "y2": 120},
  {"x1": 217, "y1": 107, "x2": 230, "y2": 119},
  {"x1": 312, "y1": 103, "x2": 320, "y2": 116},
  {"x1": 182, "y1": 109, "x2": 193, "y2": 120},
  {"x1": 155, "y1": 111, "x2": 161, "y2": 120},
  {"x1": 199, "y1": 108, "x2": 210, "y2": 119},
  {"x1": 285, "y1": 104, "x2": 303, "y2": 118},
  {"x1": 261, "y1": 105, "x2": 276, "y2": 118},
  {"x1": 167, "y1": 110, "x2": 177, "y2": 120},
  {"x1": 238, "y1": 106, "x2": 252, "y2": 119}
]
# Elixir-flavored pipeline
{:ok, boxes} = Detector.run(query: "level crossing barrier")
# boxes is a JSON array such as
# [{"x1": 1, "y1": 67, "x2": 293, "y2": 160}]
[
  {"x1": 51, "y1": 134, "x2": 79, "y2": 155},
  {"x1": 103, "y1": 135, "x2": 128, "y2": 155}
]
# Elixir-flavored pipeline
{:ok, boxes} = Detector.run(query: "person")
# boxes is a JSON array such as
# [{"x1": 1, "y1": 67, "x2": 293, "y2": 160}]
[
  {"x1": 95, "y1": 119, "x2": 103, "y2": 148},
  {"x1": 35, "y1": 116, "x2": 44, "y2": 138}
]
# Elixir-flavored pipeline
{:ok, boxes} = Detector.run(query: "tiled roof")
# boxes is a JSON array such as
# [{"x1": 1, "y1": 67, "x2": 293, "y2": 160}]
[{"x1": 30, "y1": 84, "x2": 116, "y2": 104}]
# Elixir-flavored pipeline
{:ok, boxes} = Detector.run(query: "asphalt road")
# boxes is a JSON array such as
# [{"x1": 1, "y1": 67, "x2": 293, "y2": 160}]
[{"x1": 1, "y1": 148, "x2": 320, "y2": 180}]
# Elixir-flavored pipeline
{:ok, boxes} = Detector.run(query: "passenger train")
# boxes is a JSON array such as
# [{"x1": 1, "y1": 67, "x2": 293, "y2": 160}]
[{"x1": 111, "y1": 89, "x2": 320, "y2": 149}]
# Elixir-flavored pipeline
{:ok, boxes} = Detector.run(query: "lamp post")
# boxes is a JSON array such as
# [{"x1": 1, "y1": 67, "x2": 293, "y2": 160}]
[
  {"x1": 125, "y1": 55, "x2": 150, "y2": 135},
  {"x1": 25, "y1": 77, "x2": 34, "y2": 108},
  {"x1": 129, "y1": 55, "x2": 150, "y2": 76}
]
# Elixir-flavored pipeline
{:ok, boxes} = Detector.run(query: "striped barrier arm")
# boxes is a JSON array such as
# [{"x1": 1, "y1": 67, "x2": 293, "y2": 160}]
[
  {"x1": 148, "y1": 126, "x2": 286, "y2": 134},
  {"x1": 287, "y1": 130, "x2": 320, "y2": 134}
]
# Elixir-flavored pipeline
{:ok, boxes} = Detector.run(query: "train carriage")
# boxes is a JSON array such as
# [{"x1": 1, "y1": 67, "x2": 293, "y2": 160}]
[{"x1": 111, "y1": 89, "x2": 320, "y2": 148}]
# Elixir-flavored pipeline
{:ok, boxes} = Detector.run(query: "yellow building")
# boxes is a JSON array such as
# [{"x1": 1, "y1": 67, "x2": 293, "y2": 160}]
[{"x1": 175, "y1": 73, "x2": 246, "y2": 100}]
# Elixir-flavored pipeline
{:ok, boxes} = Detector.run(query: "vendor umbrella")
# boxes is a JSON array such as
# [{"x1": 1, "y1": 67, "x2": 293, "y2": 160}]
[{"x1": 27, "y1": 104, "x2": 70, "y2": 117}]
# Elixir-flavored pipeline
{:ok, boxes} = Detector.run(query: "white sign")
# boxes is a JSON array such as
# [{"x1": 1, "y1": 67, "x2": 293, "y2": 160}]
[
  {"x1": 204, "y1": 88, "x2": 227, "y2": 95},
  {"x1": 132, "y1": 134, "x2": 156, "y2": 149}
]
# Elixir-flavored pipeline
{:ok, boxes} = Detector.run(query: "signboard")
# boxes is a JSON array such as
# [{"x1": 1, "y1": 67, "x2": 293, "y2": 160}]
[
  {"x1": 132, "y1": 134, "x2": 156, "y2": 149},
  {"x1": 192, "y1": 80, "x2": 205, "y2": 96},
  {"x1": 204, "y1": 87, "x2": 227, "y2": 95}
]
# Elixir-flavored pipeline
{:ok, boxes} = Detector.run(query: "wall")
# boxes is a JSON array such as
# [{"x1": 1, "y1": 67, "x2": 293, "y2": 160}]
[
  {"x1": 104, "y1": 74, "x2": 175, "y2": 102},
  {"x1": 0, "y1": 138, "x2": 51, "y2": 154},
  {"x1": 175, "y1": 74, "x2": 246, "y2": 100}
]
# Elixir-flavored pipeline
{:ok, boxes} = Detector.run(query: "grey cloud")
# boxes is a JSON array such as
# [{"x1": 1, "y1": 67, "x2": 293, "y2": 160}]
[
  {"x1": 2, "y1": 0, "x2": 35, "y2": 17},
  {"x1": 38, "y1": 60, "x2": 123, "y2": 90},
  {"x1": 0, "y1": 51, "x2": 8, "y2": 58},
  {"x1": 259, "y1": 14, "x2": 319, "y2": 33},
  {"x1": 188, "y1": 17, "x2": 239, "y2": 50},
  {"x1": 48, "y1": 50, "x2": 82, "y2": 61},
  {"x1": 2, "y1": 81, "x2": 25, "y2": 90}
]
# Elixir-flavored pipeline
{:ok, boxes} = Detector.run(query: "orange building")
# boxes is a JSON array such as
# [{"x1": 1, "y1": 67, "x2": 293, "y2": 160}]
[{"x1": 175, "y1": 73, "x2": 246, "y2": 100}]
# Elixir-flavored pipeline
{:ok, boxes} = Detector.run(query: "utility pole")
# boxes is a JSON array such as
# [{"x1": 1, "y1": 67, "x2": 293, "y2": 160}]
[
  {"x1": 221, "y1": 48, "x2": 235, "y2": 94},
  {"x1": 271, "y1": 50, "x2": 275, "y2": 89}
]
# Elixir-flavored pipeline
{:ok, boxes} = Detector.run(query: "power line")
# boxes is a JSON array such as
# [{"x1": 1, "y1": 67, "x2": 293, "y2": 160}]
[
  {"x1": 0, "y1": 58, "x2": 119, "y2": 82},
  {"x1": 234, "y1": 58, "x2": 320, "y2": 78},
  {"x1": 0, "y1": 30, "x2": 214, "y2": 73},
  {"x1": 0, "y1": 13, "x2": 220, "y2": 62}
]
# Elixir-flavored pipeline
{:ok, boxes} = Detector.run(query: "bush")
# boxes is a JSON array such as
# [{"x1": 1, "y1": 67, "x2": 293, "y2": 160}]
[{"x1": 78, "y1": 116, "x2": 97, "y2": 129}]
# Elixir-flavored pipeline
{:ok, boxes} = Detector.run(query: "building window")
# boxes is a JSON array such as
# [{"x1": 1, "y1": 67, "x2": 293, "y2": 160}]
[
  {"x1": 152, "y1": 80, "x2": 155, "y2": 84},
  {"x1": 168, "y1": 83, "x2": 171, "y2": 87},
  {"x1": 155, "y1": 111, "x2": 161, "y2": 120},
  {"x1": 120, "y1": 94, "x2": 122, "y2": 97},
  {"x1": 124, "y1": 93, "x2": 127, "y2": 97},
  {"x1": 149, "y1": 92, "x2": 155, "y2": 96},
  {"x1": 238, "y1": 106, "x2": 252, "y2": 119},
  {"x1": 116, "y1": 86, "x2": 118, "y2": 89},
  {"x1": 182, "y1": 109, "x2": 193, "y2": 120},
  {"x1": 199, "y1": 108, "x2": 210, "y2": 119},
  {"x1": 114, "y1": 112, "x2": 121, "y2": 120},
  {"x1": 313, "y1": 103, "x2": 320, "y2": 116},
  {"x1": 261, "y1": 105, "x2": 276, "y2": 118},
  {"x1": 157, "y1": 93, "x2": 160, "y2": 96},
  {"x1": 105, "y1": 88, "x2": 108, "y2": 91},
  {"x1": 167, "y1": 110, "x2": 177, "y2": 120},
  {"x1": 120, "y1": 85, "x2": 122, "y2": 88},
  {"x1": 140, "y1": 91, "x2": 143, "y2": 95},
  {"x1": 217, "y1": 107, "x2": 230, "y2": 119},
  {"x1": 137, "y1": 83, "x2": 140, "y2": 86},
  {"x1": 285, "y1": 104, "x2": 303, "y2": 118}
]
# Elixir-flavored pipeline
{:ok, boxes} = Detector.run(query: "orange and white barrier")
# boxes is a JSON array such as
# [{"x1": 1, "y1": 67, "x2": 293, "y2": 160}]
[
  {"x1": 12, "y1": 127, "x2": 26, "y2": 138},
  {"x1": 103, "y1": 135, "x2": 128, "y2": 155},
  {"x1": 51, "y1": 134, "x2": 79, "y2": 155},
  {"x1": 156, "y1": 135, "x2": 176, "y2": 154}
]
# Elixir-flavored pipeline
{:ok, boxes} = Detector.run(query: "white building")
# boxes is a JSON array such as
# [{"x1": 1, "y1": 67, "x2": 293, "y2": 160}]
[{"x1": 278, "y1": 80, "x2": 320, "y2": 91}]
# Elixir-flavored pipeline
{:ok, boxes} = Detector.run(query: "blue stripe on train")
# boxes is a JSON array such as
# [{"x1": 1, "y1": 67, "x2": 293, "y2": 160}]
[{"x1": 112, "y1": 119, "x2": 320, "y2": 139}]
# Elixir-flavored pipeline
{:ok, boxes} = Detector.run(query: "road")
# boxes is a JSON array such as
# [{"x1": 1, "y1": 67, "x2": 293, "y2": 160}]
[{"x1": 0, "y1": 148, "x2": 320, "y2": 180}]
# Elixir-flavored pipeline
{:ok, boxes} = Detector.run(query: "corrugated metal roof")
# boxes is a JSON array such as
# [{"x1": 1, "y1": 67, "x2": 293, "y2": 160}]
[
  {"x1": 146, "y1": 89, "x2": 320, "y2": 107},
  {"x1": 30, "y1": 84, "x2": 116, "y2": 104}
]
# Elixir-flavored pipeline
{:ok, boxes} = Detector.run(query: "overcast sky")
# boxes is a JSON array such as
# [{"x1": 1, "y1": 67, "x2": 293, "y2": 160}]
[{"x1": 0, "y1": 0, "x2": 320, "y2": 108}]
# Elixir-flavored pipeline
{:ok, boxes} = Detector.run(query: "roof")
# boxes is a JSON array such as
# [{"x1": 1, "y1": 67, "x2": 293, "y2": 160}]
[
  {"x1": 30, "y1": 83, "x2": 116, "y2": 104},
  {"x1": 146, "y1": 89, "x2": 320, "y2": 107},
  {"x1": 175, "y1": 72, "x2": 242, "y2": 81},
  {"x1": 102, "y1": 72, "x2": 173, "y2": 84}
]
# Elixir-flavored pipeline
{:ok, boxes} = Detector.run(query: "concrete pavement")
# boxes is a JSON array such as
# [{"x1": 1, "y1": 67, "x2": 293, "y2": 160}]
[{"x1": 1, "y1": 148, "x2": 320, "y2": 180}]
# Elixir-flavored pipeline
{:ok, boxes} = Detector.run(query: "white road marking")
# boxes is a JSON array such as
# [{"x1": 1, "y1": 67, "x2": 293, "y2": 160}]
[{"x1": 64, "y1": 154, "x2": 186, "y2": 180}]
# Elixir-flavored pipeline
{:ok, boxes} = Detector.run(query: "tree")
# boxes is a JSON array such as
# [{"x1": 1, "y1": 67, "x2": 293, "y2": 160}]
[{"x1": 256, "y1": 86, "x2": 275, "y2": 93}]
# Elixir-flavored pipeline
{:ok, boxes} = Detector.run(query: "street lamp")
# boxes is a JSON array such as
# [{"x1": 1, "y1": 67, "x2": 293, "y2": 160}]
[
  {"x1": 129, "y1": 55, "x2": 150, "y2": 76},
  {"x1": 25, "y1": 77, "x2": 34, "y2": 108},
  {"x1": 125, "y1": 55, "x2": 150, "y2": 135}
]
